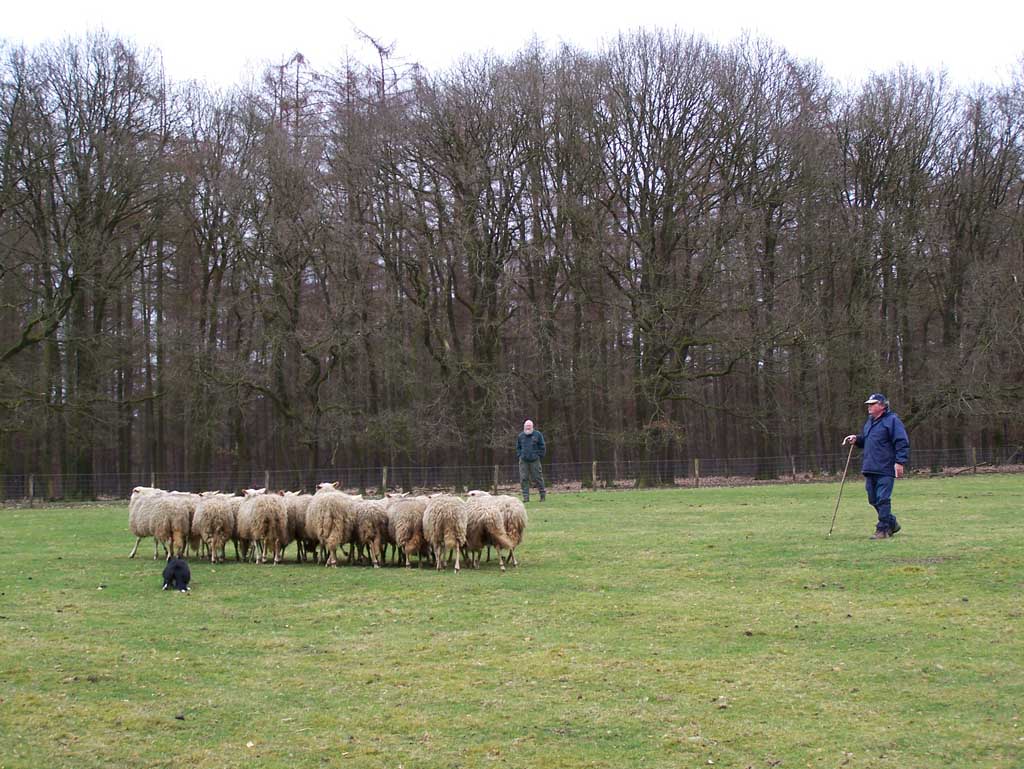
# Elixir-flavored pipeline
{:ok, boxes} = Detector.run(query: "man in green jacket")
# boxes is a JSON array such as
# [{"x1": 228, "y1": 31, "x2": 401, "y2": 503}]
[{"x1": 516, "y1": 419, "x2": 546, "y2": 502}]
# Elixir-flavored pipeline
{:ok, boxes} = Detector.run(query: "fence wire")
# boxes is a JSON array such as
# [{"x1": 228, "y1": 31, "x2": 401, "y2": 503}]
[{"x1": 2, "y1": 446, "x2": 1021, "y2": 503}]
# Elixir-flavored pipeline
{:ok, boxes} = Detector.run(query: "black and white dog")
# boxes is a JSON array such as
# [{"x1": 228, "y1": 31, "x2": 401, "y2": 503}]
[{"x1": 162, "y1": 558, "x2": 191, "y2": 592}]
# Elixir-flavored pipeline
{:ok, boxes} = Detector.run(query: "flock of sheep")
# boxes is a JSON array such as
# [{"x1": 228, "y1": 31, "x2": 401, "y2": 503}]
[{"x1": 128, "y1": 484, "x2": 528, "y2": 572}]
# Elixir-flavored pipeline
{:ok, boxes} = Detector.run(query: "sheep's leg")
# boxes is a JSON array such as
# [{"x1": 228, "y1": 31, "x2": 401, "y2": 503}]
[
  {"x1": 486, "y1": 545, "x2": 492, "y2": 563},
  {"x1": 452, "y1": 542, "x2": 461, "y2": 573},
  {"x1": 129, "y1": 537, "x2": 142, "y2": 559},
  {"x1": 508, "y1": 547, "x2": 518, "y2": 567},
  {"x1": 370, "y1": 539, "x2": 382, "y2": 569}
]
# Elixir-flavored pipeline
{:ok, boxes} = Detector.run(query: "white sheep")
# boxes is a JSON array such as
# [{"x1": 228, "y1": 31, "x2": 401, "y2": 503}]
[
  {"x1": 494, "y1": 494, "x2": 528, "y2": 567},
  {"x1": 234, "y1": 488, "x2": 264, "y2": 561},
  {"x1": 306, "y1": 484, "x2": 360, "y2": 567},
  {"x1": 463, "y1": 495, "x2": 515, "y2": 571},
  {"x1": 386, "y1": 496, "x2": 430, "y2": 568},
  {"x1": 168, "y1": 491, "x2": 203, "y2": 559},
  {"x1": 422, "y1": 495, "x2": 468, "y2": 572},
  {"x1": 150, "y1": 492, "x2": 193, "y2": 561},
  {"x1": 192, "y1": 492, "x2": 238, "y2": 563},
  {"x1": 351, "y1": 498, "x2": 389, "y2": 567},
  {"x1": 283, "y1": 491, "x2": 315, "y2": 563},
  {"x1": 128, "y1": 486, "x2": 166, "y2": 559},
  {"x1": 237, "y1": 488, "x2": 289, "y2": 564}
]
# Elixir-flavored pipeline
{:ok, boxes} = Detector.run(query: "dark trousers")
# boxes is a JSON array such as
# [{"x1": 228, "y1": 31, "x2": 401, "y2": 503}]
[
  {"x1": 519, "y1": 459, "x2": 545, "y2": 500},
  {"x1": 865, "y1": 473, "x2": 898, "y2": 532}
]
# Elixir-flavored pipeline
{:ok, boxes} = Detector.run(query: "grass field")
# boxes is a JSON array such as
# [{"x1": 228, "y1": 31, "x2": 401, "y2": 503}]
[{"x1": 1, "y1": 476, "x2": 1022, "y2": 768}]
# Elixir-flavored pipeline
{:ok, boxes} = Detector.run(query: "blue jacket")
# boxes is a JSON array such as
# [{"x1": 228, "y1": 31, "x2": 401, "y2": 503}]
[
  {"x1": 856, "y1": 409, "x2": 909, "y2": 476},
  {"x1": 516, "y1": 430, "x2": 546, "y2": 462}
]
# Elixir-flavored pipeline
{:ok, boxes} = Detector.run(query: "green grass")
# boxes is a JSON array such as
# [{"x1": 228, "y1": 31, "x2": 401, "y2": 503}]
[{"x1": 1, "y1": 475, "x2": 1022, "y2": 768}]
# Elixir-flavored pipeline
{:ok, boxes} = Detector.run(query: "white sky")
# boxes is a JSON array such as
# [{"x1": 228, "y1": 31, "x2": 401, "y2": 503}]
[{"x1": 4, "y1": 0, "x2": 1021, "y2": 90}]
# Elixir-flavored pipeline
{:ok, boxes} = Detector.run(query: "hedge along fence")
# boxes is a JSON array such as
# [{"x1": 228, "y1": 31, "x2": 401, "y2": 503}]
[{"x1": 3, "y1": 445, "x2": 1022, "y2": 504}]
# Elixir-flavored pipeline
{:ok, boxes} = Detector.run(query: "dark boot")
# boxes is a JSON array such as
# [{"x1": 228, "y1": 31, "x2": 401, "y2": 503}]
[
  {"x1": 890, "y1": 522, "x2": 901, "y2": 536},
  {"x1": 539, "y1": 491, "x2": 546, "y2": 502},
  {"x1": 870, "y1": 529, "x2": 891, "y2": 540}
]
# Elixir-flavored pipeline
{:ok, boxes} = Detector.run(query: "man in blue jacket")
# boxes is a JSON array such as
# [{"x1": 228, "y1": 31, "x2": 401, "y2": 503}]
[
  {"x1": 844, "y1": 393, "x2": 910, "y2": 539},
  {"x1": 516, "y1": 419, "x2": 546, "y2": 502}
]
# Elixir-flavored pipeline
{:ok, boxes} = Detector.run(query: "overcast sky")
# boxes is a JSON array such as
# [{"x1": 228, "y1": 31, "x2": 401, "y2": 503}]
[{"x1": 4, "y1": 0, "x2": 1021, "y2": 90}]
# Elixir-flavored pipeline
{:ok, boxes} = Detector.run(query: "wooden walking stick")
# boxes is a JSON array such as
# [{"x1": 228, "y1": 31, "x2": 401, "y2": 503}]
[{"x1": 828, "y1": 442, "x2": 856, "y2": 537}]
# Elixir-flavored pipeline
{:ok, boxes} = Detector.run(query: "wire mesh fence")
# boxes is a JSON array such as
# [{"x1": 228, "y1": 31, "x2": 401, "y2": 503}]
[{"x1": 2, "y1": 445, "x2": 1021, "y2": 504}]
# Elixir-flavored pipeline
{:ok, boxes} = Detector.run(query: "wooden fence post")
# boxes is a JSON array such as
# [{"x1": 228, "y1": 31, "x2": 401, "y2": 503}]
[
  {"x1": 493, "y1": 465, "x2": 499, "y2": 494},
  {"x1": 592, "y1": 461, "x2": 598, "y2": 489},
  {"x1": 382, "y1": 466, "x2": 388, "y2": 494},
  {"x1": 971, "y1": 447, "x2": 977, "y2": 473},
  {"x1": 264, "y1": 469, "x2": 270, "y2": 490},
  {"x1": 28, "y1": 474, "x2": 34, "y2": 508},
  {"x1": 693, "y1": 458, "x2": 700, "y2": 488}
]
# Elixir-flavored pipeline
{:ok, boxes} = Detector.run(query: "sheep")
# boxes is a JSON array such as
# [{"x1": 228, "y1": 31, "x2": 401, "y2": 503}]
[
  {"x1": 350, "y1": 498, "x2": 389, "y2": 568},
  {"x1": 128, "y1": 486, "x2": 166, "y2": 559},
  {"x1": 237, "y1": 488, "x2": 289, "y2": 564},
  {"x1": 168, "y1": 491, "x2": 203, "y2": 559},
  {"x1": 150, "y1": 492, "x2": 193, "y2": 561},
  {"x1": 306, "y1": 484, "x2": 360, "y2": 567},
  {"x1": 422, "y1": 495, "x2": 468, "y2": 572},
  {"x1": 386, "y1": 496, "x2": 430, "y2": 568},
  {"x1": 494, "y1": 495, "x2": 528, "y2": 567},
  {"x1": 227, "y1": 495, "x2": 244, "y2": 560},
  {"x1": 380, "y1": 492, "x2": 409, "y2": 563},
  {"x1": 234, "y1": 491, "x2": 258, "y2": 561},
  {"x1": 283, "y1": 491, "x2": 315, "y2": 563},
  {"x1": 463, "y1": 495, "x2": 514, "y2": 571},
  {"x1": 192, "y1": 492, "x2": 238, "y2": 563}
]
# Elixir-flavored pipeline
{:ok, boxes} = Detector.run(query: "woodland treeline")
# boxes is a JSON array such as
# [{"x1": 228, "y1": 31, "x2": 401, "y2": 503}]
[{"x1": 1, "y1": 30, "x2": 1022, "y2": 486}]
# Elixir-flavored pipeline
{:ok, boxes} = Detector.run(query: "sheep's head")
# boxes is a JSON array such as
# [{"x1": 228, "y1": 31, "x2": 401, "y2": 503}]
[{"x1": 467, "y1": 489, "x2": 492, "y2": 497}]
